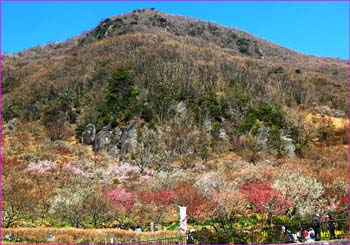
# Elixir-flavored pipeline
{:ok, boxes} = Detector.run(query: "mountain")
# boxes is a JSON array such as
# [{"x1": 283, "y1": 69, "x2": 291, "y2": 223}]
[
  {"x1": 8, "y1": 8, "x2": 347, "y2": 64},
  {"x1": 3, "y1": 9, "x2": 347, "y2": 116},
  {"x1": 3, "y1": 7, "x2": 348, "y2": 155},
  {"x1": 2, "y1": 9, "x2": 349, "y2": 235}
]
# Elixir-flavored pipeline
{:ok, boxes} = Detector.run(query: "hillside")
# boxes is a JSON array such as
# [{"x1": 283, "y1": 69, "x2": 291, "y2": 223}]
[{"x1": 2, "y1": 8, "x2": 349, "y2": 244}]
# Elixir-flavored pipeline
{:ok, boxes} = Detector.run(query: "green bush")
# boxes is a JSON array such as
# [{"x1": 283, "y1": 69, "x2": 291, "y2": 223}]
[
  {"x1": 232, "y1": 230, "x2": 248, "y2": 244},
  {"x1": 238, "y1": 104, "x2": 286, "y2": 133},
  {"x1": 95, "y1": 67, "x2": 157, "y2": 125},
  {"x1": 193, "y1": 228, "x2": 231, "y2": 244},
  {"x1": 205, "y1": 91, "x2": 222, "y2": 118},
  {"x1": 138, "y1": 104, "x2": 155, "y2": 122},
  {"x1": 2, "y1": 100, "x2": 20, "y2": 121},
  {"x1": 211, "y1": 121, "x2": 221, "y2": 138},
  {"x1": 122, "y1": 111, "x2": 133, "y2": 122},
  {"x1": 194, "y1": 91, "x2": 229, "y2": 123},
  {"x1": 268, "y1": 125, "x2": 283, "y2": 156},
  {"x1": 294, "y1": 143, "x2": 304, "y2": 157},
  {"x1": 238, "y1": 216, "x2": 258, "y2": 227}
]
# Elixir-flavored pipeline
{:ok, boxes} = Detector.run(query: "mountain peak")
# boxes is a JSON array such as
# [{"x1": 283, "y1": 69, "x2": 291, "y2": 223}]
[{"x1": 78, "y1": 9, "x2": 276, "y2": 59}]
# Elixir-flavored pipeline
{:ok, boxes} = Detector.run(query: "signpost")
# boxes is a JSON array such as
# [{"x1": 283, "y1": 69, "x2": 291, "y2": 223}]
[{"x1": 179, "y1": 206, "x2": 187, "y2": 234}]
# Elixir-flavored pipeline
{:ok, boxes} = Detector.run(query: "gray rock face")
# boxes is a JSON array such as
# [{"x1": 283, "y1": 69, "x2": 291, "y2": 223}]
[
  {"x1": 108, "y1": 127, "x2": 123, "y2": 158},
  {"x1": 82, "y1": 124, "x2": 96, "y2": 145},
  {"x1": 219, "y1": 128, "x2": 228, "y2": 139},
  {"x1": 280, "y1": 135, "x2": 296, "y2": 158},
  {"x1": 256, "y1": 124, "x2": 269, "y2": 151},
  {"x1": 254, "y1": 124, "x2": 296, "y2": 157},
  {"x1": 111, "y1": 127, "x2": 123, "y2": 146},
  {"x1": 282, "y1": 138, "x2": 295, "y2": 157},
  {"x1": 120, "y1": 120, "x2": 138, "y2": 155},
  {"x1": 204, "y1": 117, "x2": 212, "y2": 133},
  {"x1": 85, "y1": 121, "x2": 138, "y2": 156},
  {"x1": 176, "y1": 101, "x2": 186, "y2": 115},
  {"x1": 93, "y1": 130, "x2": 112, "y2": 152}
]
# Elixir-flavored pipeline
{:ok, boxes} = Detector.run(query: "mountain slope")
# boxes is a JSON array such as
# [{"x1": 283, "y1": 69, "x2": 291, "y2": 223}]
[
  {"x1": 2, "y1": 8, "x2": 349, "y2": 235},
  {"x1": 3, "y1": 8, "x2": 348, "y2": 142}
]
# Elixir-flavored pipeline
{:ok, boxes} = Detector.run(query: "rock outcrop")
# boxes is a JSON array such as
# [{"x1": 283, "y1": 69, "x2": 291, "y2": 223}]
[
  {"x1": 120, "y1": 120, "x2": 138, "y2": 155},
  {"x1": 81, "y1": 123, "x2": 96, "y2": 145},
  {"x1": 280, "y1": 135, "x2": 296, "y2": 158},
  {"x1": 93, "y1": 130, "x2": 112, "y2": 152},
  {"x1": 219, "y1": 128, "x2": 228, "y2": 139},
  {"x1": 256, "y1": 124, "x2": 270, "y2": 151},
  {"x1": 255, "y1": 124, "x2": 295, "y2": 157},
  {"x1": 82, "y1": 121, "x2": 138, "y2": 157}
]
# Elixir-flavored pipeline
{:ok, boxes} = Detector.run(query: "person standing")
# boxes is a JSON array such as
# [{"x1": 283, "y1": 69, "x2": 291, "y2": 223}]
[
  {"x1": 187, "y1": 230, "x2": 194, "y2": 244},
  {"x1": 327, "y1": 215, "x2": 336, "y2": 239},
  {"x1": 312, "y1": 214, "x2": 321, "y2": 241}
]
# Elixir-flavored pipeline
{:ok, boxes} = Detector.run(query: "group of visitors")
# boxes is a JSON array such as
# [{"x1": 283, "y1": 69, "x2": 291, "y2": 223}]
[
  {"x1": 283, "y1": 213, "x2": 337, "y2": 243},
  {"x1": 284, "y1": 227, "x2": 315, "y2": 243}
]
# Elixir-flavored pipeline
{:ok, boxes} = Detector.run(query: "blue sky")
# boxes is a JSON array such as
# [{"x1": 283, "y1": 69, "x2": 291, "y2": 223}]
[{"x1": 2, "y1": 1, "x2": 349, "y2": 59}]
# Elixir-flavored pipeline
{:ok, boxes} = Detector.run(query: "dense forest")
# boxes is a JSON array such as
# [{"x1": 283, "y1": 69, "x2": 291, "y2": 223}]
[{"x1": 2, "y1": 8, "x2": 349, "y2": 244}]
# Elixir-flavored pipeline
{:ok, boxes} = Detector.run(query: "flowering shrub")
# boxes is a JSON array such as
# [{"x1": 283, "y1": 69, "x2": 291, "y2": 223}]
[
  {"x1": 273, "y1": 170, "x2": 324, "y2": 216},
  {"x1": 153, "y1": 169, "x2": 192, "y2": 189},
  {"x1": 139, "y1": 190, "x2": 176, "y2": 205},
  {"x1": 174, "y1": 182, "x2": 207, "y2": 219},
  {"x1": 224, "y1": 160, "x2": 276, "y2": 186},
  {"x1": 195, "y1": 171, "x2": 225, "y2": 195},
  {"x1": 210, "y1": 187, "x2": 246, "y2": 219},
  {"x1": 336, "y1": 195, "x2": 349, "y2": 214},
  {"x1": 3, "y1": 157, "x2": 23, "y2": 175},
  {"x1": 107, "y1": 162, "x2": 140, "y2": 181},
  {"x1": 106, "y1": 188, "x2": 136, "y2": 209},
  {"x1": 26, "y1": 160, "x2": 57, "y2": 173},
  {"x1": 57, "y1": 146, "x2": 71, "y2": 155},
  {"x1": 49, "y1": 185, "x2": 92, "y2": 227},
  {"x1": 241, "y1": 181, "x2": 292, "y2": 214},
  {"x1": 62, "y1": 160, "x2": 89, "y2": 175}
]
